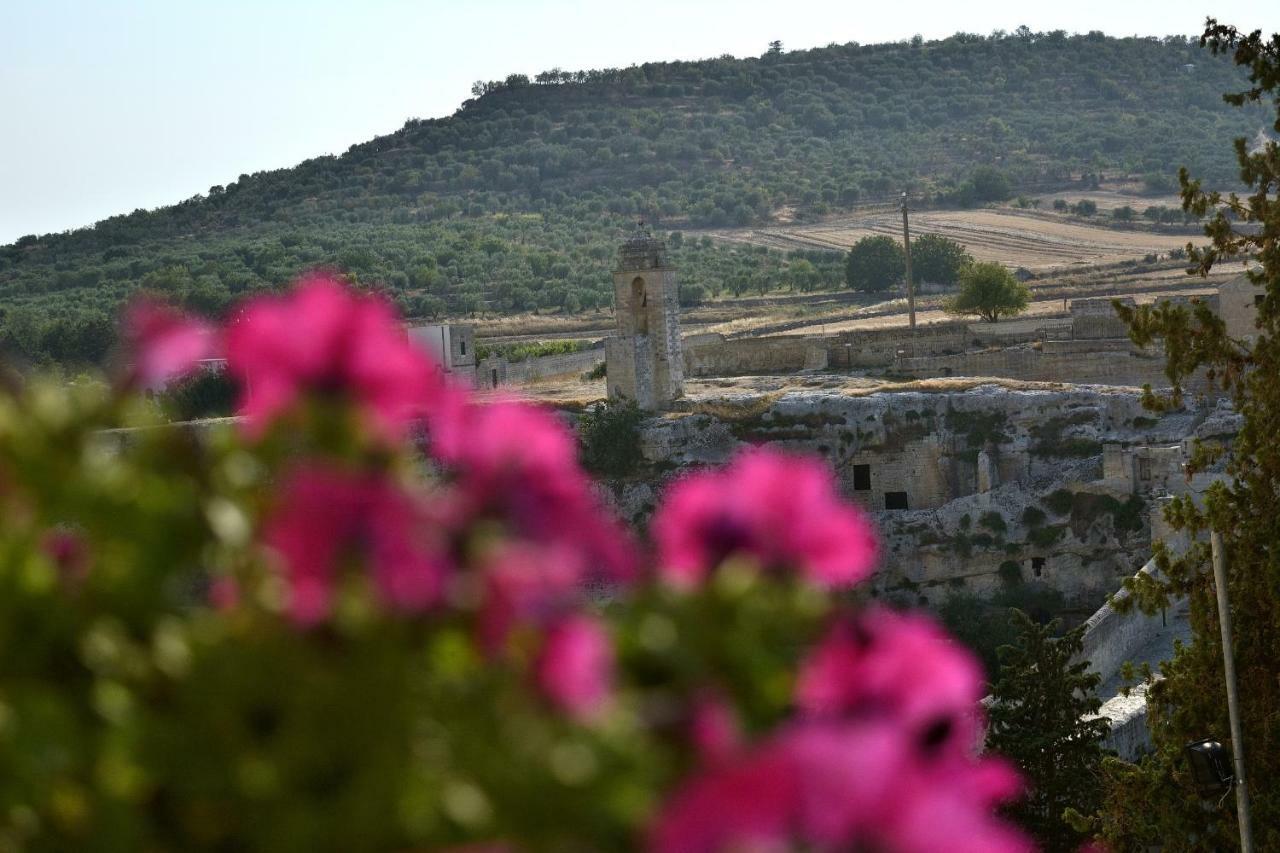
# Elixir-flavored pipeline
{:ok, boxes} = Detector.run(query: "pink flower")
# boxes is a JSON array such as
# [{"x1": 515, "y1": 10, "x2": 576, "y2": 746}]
[
  {"x1": 122, "y1": 298, "x2": 215, "y2": 389},
  {"x1": 535, "y1": 614, "x2": 614, "y2": 720},
  {"x1": 208, "y1": 576, "x2": 240, "y2": 611},
  {"x1": 689, "y1": 692, "x2": 743, "y2": 766},
  {"x1": 262, "y1": 466, "x2": 449, "y2": 625},
  {"x1": 653, "y1": 608, "x2": 1025, "y2": 851},
  {"x1": 650, "y1": 735, "x2": 798, "y2": 853},
  {"x1": 41, "y1": 529, "x2": 90, "y2": 582},
  {"x1": 477, "y1": 543, "x2": 585, "y2": 652},
  {"x1": 651, "y1": 720, "x2": 1029, "y2": 853},
  {"x1": 225, "y1": 273, "x2": 458, "y2": 440},
  {"x1": 652, "y1": 447, "x2": 878, "y2": 589},
  {"x1": 434, "y1": 399, "x2": 637, "y2": 586},
  {"x1": 795, "y1": 608, "x2": 986, "y2": 746}
]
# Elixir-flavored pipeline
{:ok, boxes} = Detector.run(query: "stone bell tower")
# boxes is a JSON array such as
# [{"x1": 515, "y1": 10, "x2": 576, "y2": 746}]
[{"x1": 604, "y1": 225, "x2": 683, "y2": 409}]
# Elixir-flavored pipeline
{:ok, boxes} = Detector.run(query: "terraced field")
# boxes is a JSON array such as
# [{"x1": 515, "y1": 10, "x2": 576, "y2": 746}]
[{"x1": 702, "y1": 206, "x2": 1198, "y2": 272}]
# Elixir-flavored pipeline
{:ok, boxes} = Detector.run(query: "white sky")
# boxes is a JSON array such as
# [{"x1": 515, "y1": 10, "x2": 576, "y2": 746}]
[{"x1": 2, "y1": 0, "x2": 1279, "y2": 244}]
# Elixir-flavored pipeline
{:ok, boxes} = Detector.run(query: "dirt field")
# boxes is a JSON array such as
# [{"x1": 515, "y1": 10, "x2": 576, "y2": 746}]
[{"x1": 700, "y1": 207, "x2": 1197, "y2": 272}]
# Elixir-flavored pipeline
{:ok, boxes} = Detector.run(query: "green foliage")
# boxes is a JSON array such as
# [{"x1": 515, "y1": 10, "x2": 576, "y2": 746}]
[
  {"x1": 1097, "y1": 21, "x2": 1280, "y2": 850},
  {"x1": 979, "y1": 510, "x2": 1008, "y2": 534},
  {"x1": 910, "y1": 233, "x2": 973, "y2": 286},
  {"x1": 578, "y1": 399, "x2": 645, "y2": 478},
  {"x1": 0, "y1": 373, "x2": 853, "y2": 851},
  {"x1": 1030, "y1": 412, "x2": 1101, "y2": 458},
  {"x1": 944, "y1": 262, "x2": 1030, "y2": 323},
  {"x1": 988, "y1": 611, "x2": 1110, "y2": 852},
  {"x1": 475, "y1": 339, "x2": 592, "y2": 363},
  {"x1": 844, "y1": 235, "x2": 904, "y2": 292},
  {"x1": 945, "y1": 165, "x2": 1013, "y2": 207},
  {"x1": 1044, "y1": 489, "x2": 1074, "y2": 515},
  {"x1": 1062, "y1": 492, "x2": 1146, "y2": 537},
  {"x1": 1028, "y1": 525, "x2": 1066, "y2": 548},
  {"x1": 1021, "y1": 506, "x2": 1047, "y2": 527},
  {"x1": 936, "y1": 584, "x2": 1066, "y2": 678},
  {"x1": 157, "y1": 368, "x2": 239, "y2": 421},
  {"x1": 0, "y1": 33, "x2": 1265, "y2": 364}
]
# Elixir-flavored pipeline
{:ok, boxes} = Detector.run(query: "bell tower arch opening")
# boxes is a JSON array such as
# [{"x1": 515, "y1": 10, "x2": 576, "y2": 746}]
[
  {"x1": 630, "y1": 276, "x2": 649, "y2": 335},
  {"x1": 606, "y1": 225, "x2": 684, "y2": 410}
]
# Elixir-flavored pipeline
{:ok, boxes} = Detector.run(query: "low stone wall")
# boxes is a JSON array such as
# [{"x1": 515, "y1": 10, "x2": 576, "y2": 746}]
[
  {"x1": 888, "y1": 345, "x2": 1188, "y2": 390},
  {"x1": 499, "y1": 347, "x2": 603, "y2": 385},
  {"x1": 829, "y1": 322, "x2": 972, "y2": 369},
  {"x1": 684, "y1": 335, "x2": 831, "y2": 376}
]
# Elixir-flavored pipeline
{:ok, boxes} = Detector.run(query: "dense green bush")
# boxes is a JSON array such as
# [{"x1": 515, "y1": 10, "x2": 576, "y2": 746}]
[
  {"x1": 158, "y1": 368, "x2": 239, "y2": 420},
  {"x1": 578, "y1": 399, "x2": 645, "y2": 477},
  {"x1": 475, "y1": 339, "x2": 592, "y2": 363},
  {"x1": 845, "y1": 235, "x2": 905, "y2": 292},
  {"x1": 910, "y1": 233, "x2": 972, "y2": 286}
]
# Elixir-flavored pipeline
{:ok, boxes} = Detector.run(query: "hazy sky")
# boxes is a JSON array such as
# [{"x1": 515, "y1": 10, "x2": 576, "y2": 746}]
[{"x1": 3, "y1": 0, "x2": 1279, "y2": 244}]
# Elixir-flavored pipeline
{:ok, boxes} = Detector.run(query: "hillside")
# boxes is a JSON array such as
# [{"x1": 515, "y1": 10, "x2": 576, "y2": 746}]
[{"x1": 0, "y1": 29, "x2": 1264, "y2": 366}]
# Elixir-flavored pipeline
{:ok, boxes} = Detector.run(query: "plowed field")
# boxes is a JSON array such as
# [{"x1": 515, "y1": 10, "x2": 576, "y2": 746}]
[{"x1": 702, "y1": 208, "x2": 1197, "y2": 272}]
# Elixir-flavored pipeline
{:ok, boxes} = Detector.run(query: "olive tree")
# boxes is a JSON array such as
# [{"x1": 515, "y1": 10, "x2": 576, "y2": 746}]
[
  {"x1": 944, "y1": 262, "x2": 1030, "y2": 323},
  {"x1": 911, "y1": 233, "x2": 972, "y2": 286},
  {"x1": 844, "y1": 235, "x2": 905, "y2": 292}
]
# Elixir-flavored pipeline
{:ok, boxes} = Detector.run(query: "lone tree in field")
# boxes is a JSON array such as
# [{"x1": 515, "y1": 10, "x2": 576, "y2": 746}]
[
  {"x1": 1094, "y1": 20, "x2": 1280, "y2": 851},
  {"x1": 910, "y1": 233, "x2": 973, "y2": 286},
  {"x1": 844, "y1": 235, "x2": 905, "y2": 292},
  {"x1": 944, "y1": 261, "x2": 1029, "y2": 322},
  {"x1": 987, "y1": 611, "x2": 1110, "y2": 853}
]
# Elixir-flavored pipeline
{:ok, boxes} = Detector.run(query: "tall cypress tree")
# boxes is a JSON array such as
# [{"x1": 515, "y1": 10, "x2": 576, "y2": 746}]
[
  {"x1": 1097, "y1": 20, "x2": 1280, "y2": 850},
  {"x1": 987, "y1": 611, "x2": 1110, "y2": 853}
]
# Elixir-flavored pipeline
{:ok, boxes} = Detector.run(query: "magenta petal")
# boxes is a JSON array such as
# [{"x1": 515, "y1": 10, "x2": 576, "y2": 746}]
[
  {"x1": 535, "y1": 614, "x2": 614, "y2": 720},
  {"x1": 123, "y1": 298, "x2": 215, "y2": 389}
]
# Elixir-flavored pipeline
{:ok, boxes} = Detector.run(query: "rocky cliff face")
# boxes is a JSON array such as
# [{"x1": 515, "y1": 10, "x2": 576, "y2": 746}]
[{"x1": 602, "y1": 383, "x2": 1217, "y2": 613}]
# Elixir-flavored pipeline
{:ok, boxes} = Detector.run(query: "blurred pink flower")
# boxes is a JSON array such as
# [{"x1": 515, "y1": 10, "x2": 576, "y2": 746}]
[
  {"x1": 225, "y1": 272, "x2": 457, "y2": 440},
  {"x1": 123, "y1": 298, "x2": 216, "y2": 389},
  {"x1": 434, "y1": 399, "x2": 637, "y2": 586},
  {"x1": 651, "y1": 719, "x2": 1028, "y2": 853},
  {"x1": 208, "y1": 576, "x2": 240, "y2": 611},
  {"x1": 41, "y1": 529, "x2": 90, "y2": 582},
  {"x1": 652, "y1": 447, "x2": 878, "y2": 589},
  {"x1": 795, "y1": 608, "x2": 986, "y2": 746},
  {"x1": 477, "y1": 543, "x2": 585, "y2": 652},
  {"x1": 689, "y1": 692, "x2": 743, "y2": 766},
  {"x1": 262, "y1": 466, "x2": 449, "y2": 625},
  {"x1": 535, "y1": 614, "x2": 614, "y2": 720}
]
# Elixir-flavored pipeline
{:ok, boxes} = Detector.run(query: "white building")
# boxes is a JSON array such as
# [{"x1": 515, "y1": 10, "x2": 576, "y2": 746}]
[{"x1": 406, "y1": 324, "x2": 477, "y2": 377}]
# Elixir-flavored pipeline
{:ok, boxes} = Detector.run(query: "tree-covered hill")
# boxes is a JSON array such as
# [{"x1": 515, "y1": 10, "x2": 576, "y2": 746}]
[{"x1": 0, "y1": 29, "x2": 1265, "y2": 366}]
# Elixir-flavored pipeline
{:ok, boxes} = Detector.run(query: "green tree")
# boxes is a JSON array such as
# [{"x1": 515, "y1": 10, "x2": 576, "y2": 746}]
[
  {"x1": 910, "y1": 233, "x2": 972, "y2": 286},
  {"x1": 788, "y1": 258, "x2": 821, "y2": 292},
  {"x1": 578, "y1": 399, "x2": 644, "y2": 478},
  {"x1": 160, "y1": 368, "x2": 239, "y2": 420},
  {"x1": 844, "y1": 235, "x2": 905, "y2": 292},
  {"x1": 970, "y1": 166, "x2": 1012, "y2": 202},
  {"x1": 1096, "y1": 20, "x2": 1280, "y2": 851},
  {"x1": 987, "y1": 611, "x2": 1110, "y2": 853},
  {"x1": 944, "y1": 261, "x2": 1029, "y2": 322}
]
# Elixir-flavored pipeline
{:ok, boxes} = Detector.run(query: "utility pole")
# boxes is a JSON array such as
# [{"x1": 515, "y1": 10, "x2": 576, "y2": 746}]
[
  {"x1": 1210, "y1": 530, "x2": 1255, "y2": 853},
  {"x1": 901, "y1": 192, "x2": 917, "y2": 330}
]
